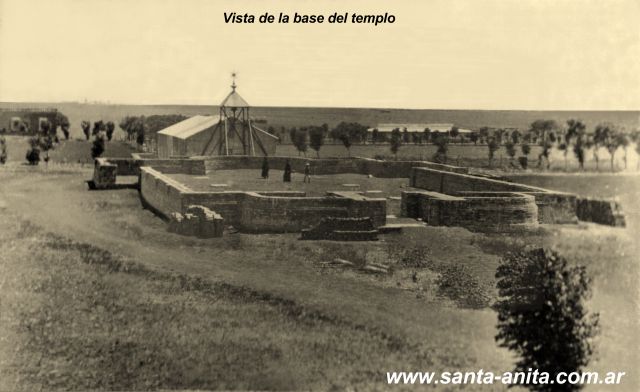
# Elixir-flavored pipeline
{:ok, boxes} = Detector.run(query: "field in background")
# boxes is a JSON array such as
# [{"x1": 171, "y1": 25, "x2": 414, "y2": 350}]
[{"x1": 2, "y1": 102, "x2": 639, "y2": 141}]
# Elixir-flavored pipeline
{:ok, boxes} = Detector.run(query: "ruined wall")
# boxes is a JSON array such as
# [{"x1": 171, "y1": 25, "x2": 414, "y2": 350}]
[
  {"x1": 410, "y1": 167, "x2": 578, "y2": 224},
  {"x1": 139, "y1": 166, "x2": 386, "y2": 233},
  {"x1": 94, "y1": 157, "x2": 206, "y2": 178},
  {"x1": 139, "y1": 167, "x2": 191, "y2": 218},
  {"x1": 203, "y1": 156, "x2": 467, "y2": 177},
  {"x1": 401, "y1": 190, "x2": 538, "y2": 232},
  {"x1": 576, "y1": 198, "x2": 626, "y2": 227}
]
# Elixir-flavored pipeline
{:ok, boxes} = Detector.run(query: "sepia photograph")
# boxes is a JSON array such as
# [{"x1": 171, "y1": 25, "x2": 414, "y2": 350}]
[{"x1": 0, "y1": 0, "x2": 638, "y2": 390}]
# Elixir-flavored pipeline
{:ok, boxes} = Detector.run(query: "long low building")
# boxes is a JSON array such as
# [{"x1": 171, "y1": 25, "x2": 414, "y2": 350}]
[{"x1": 369, "y1": 123, "x2": 473, "y2": 133}]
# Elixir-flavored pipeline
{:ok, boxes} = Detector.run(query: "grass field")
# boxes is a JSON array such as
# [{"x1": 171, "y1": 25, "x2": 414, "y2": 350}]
[{"x1": 0, "y1": 165, "x2": 638, "y2": 390}]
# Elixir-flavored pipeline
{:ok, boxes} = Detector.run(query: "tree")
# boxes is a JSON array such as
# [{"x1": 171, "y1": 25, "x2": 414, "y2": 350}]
[
  {"x1": 293, "y1": 128, "x2": 308, "y2": 157},
  {"x1": 450, "y1": 126, "x2": 460, "y2": 144},
  {"x1": 308, "y1": 126, "x2": 325, "y2": 158},
  {"x1": 135, "y1": 118, "x2": 146, "y2": 151},
  {"x1": 330, "y1": 122, "x2": 368, "y2": 157},
  {"x1": 25, "y1": 137, "x2": 41, "y2": 165},
  {"x1": 520, "y1": 143, "x2": 531, "y2": 169},
  {"x1": 631, "y1": 130, "x2": 640, "y2": 170},
  {"x1": 411, "y1": 132, "x2": 419, "y2": 145},
  {"x1": 487, "y1": 137, "x2": 500, "y2": 167},
  {"x1": 505, "y1": 141, "x2": 516, "y2": 164},
  {"x1": 390, "y1": 128, "x2": 402, "y2": 159},
  {"x1": 510, "y1": 129, "x2": 522, "y2": 144},
  {"x1": 478, "y1": 126, "x2": 490, "y2": 144},
  {"x1": 91, "y1": 132, "x2": 106, "y2": 159},
  {"x1": 55, "y1": 112, "x2": 70, "y2": 140},
  {"x1": 105, "y1": 121, "x2": 115, "y2": 141},
  {"x1": 81, "y1": 121, "x2": 91, "y2": 140},
  {"x1": 469, "y1": 132, "x2": 479, "y2": 145},
  {"x1": 530, "y1": 120, "x2": 558, "y2": 169},
  {"x1": 559, "y1": 119, "x2": 585, "y2": 171},
  {"x1": 119, "y1": 116, "x2": 138, "y2": 141},
  {"x1": 593, "y1": 123, "x2": 620, "y2": 172},
  {"x1": 38, "y1": 120, "x2": 55, "y2": 167},
  {"x1": 615, "y1": 131, "x2": 629, "y2": 170},
  {"x1": 432, "y1": 133, "x2": 449, "y2": 163},
  {"x1": 495, "y1": 248, "x2": 599, "y2": 392},
  {"x1": 423, "y1": 128, "x2": 431, "y2": 144},
  {"x1": 566, "y1": 120, "x2": 587, "y2": 171},
  {"x1": 92, "y1": 120, "x2": 105, "y2": 136},
  {"x1": 558, "y1": 143, "x2": 569, "y2": 170},
  {"x1": 371, "y1": 128, "x2": 379, "y2": 144}
]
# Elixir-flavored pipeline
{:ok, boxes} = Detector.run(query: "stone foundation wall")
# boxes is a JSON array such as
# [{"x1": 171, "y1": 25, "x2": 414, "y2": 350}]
[
  {"x1": 401, "y1": 190, "x2": 538, "y2": 232},
  {"x1": 576, "y1": 198, "x2": 626, "y2": 227},
  {"x1": 410, "y1": 167, "x2": 578, "y2": 224},
  {"x1": 139, "y1": 167, "x2": 191, "y2": 218},
  {"x1": 203, "y1": 156, "x2": 467, "y2": 177},
  {"x1": 168, "y1": 205, "x2": 224, "y2": 238},
  {"x1": 139, "y1": 167, "x2": 386, "y2": 233}
]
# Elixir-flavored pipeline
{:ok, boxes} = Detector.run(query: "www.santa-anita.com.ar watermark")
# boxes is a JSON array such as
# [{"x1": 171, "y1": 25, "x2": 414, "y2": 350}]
[{"x1": 386, "y1": 369, "x2": 626, "y2": 386}]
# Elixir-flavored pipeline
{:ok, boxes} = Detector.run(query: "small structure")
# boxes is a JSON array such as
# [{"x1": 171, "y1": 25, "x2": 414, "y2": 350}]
[
  {"x1": 201, "y1": 74, "x2": 277, "y2": 157},
  {"x1": 155, "y1": 74, "x2": 278, "y2": 158},
  {"x1": 369, "y1": 123, "x2": 474, "y2": 134}
]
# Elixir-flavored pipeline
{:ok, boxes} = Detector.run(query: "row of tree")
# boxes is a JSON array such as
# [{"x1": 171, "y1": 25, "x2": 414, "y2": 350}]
[{"x1": 285, "y1": 119, "x2": 640, "y2": 171}]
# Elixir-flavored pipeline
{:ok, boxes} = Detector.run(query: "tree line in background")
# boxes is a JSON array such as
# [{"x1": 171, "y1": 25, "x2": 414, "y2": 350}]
[
  {"x1": 6, "y1": 113, "x2": 640, "y2": 172},
  {"x1": 280, "y1": 119, "x2": 640, "y2": 171}
]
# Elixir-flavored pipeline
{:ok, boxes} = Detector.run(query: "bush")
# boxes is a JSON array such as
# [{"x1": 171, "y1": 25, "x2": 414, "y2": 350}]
[
  {"x1": 494, "y1": 248, "x2": 599, "y2": 391},
  {"x1": 435, "y1": 264, "x2": 491, "y2": 309},
  {"x1": 26, "y1": 147, "x2": 40, "y2": 165},
  {"x1": 91, "y1": 134, "x2": 106, "y2": 159},
  {"x1": 518, "y1": 156, "x2": 528, "y2": 169}
]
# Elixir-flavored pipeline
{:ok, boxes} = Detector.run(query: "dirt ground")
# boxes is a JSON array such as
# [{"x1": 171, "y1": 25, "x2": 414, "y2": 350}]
[{"x1": 0, "y1": 165, "x2": 638, "y2": 390}]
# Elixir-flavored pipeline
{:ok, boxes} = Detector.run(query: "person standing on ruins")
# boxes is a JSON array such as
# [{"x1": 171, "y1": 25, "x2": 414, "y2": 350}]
[
  {"x1": 261, "y1": 156, "x2": 269, "y2": 179},
  {"x1": 303, "y1": 162, "x2": 311, "y2": 183},
  {"x1": 283, "y1": 160, "x2": 292, "y2": 182}
]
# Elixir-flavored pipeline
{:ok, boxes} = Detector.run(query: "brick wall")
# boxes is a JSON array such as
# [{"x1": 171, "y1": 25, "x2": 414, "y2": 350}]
[
  {"x1": 576, "y1": 198, "x2": 626, "y2": 227},
  {"x1": 410, "y1": 167, "x2": 578, "y2": 224},
  {"x1": 401, "y1": 190, "x2": 538, "y2": 232},
  {"x1": 139, "y1": 166, "x2": 386, "y2": 233},
  {"x1": 139, "y1": 167, "x2": 190, "y2": 218},
  {"x1": 203, "y1": 156, "x2": 467, "y2": 177}
]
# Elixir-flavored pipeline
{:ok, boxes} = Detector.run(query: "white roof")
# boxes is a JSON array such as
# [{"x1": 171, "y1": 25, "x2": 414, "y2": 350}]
[{"x1": 157, "y1": 115, "x2": 219, "y2": 140}]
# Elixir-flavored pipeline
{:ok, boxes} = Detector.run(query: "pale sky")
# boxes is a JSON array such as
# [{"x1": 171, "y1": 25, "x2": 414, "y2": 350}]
[{"x1": 0, "y1": 0, "x2": 639, "y2": 110}]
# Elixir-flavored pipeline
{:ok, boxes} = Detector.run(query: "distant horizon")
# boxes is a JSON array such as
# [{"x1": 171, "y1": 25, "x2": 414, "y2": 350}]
[{"x1": 2, "y1": 100, "x2": 639, "y2": 113}]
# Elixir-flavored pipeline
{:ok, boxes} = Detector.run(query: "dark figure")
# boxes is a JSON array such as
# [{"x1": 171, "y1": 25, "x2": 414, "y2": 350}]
[
  {"x1": 303, "y1": 162, "x2": 311, "y2": 183},
  {"x1": 0, "y1": 136, "x2": 6, "y2": 164},
  {"x1": 283, "y1": 160, "x2": 292, "y2": 182},
  {"x1": 261, "y1": 157, "x2": 270, "y2": 179}
]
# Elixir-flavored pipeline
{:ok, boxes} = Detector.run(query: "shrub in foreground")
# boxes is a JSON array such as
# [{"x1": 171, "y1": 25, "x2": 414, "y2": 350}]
[{"x1": 494, "y1": 248, "x2": 599, "y2": 391}]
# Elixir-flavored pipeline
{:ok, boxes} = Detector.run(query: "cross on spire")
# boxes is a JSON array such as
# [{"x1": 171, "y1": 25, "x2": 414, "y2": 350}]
[{"x1": 231, "y1": 72, "x2": 237, "y2": 91}]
